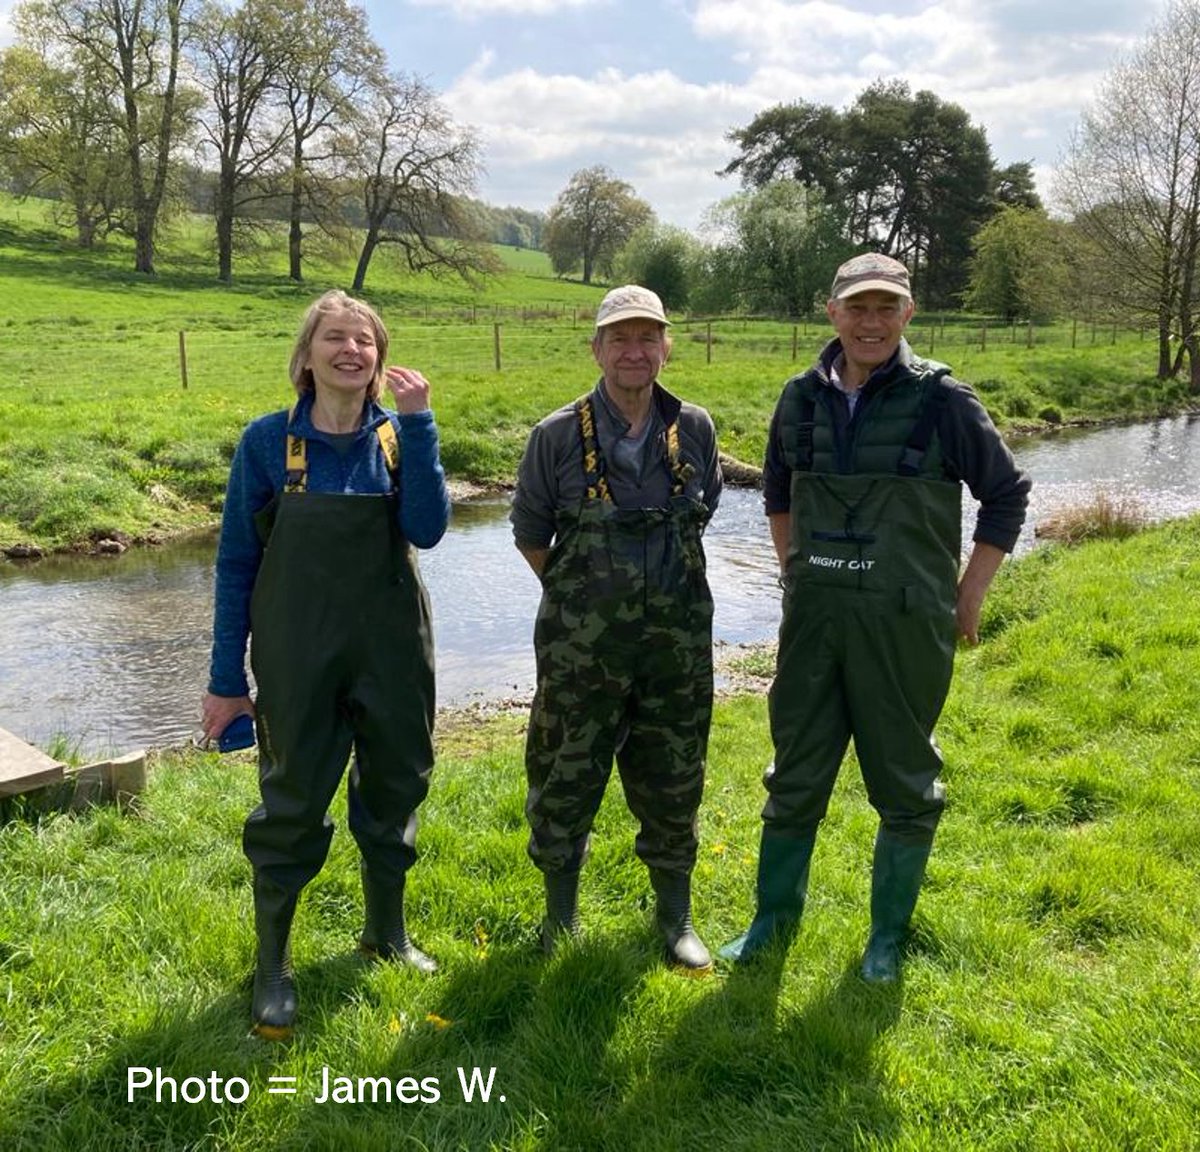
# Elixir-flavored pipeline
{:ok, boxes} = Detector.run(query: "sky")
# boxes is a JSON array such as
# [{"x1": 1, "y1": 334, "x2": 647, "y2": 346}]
[{"x1": 0, "y1": 0, "x2": 1161, "y2": 231}]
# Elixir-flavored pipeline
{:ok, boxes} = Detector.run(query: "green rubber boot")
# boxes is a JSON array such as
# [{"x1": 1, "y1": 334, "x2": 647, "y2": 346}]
[
  {"x1": 717, "y1": 828, "x2": 816, "y2": 964},
  {"x1": 250, "y1": 873, "x2": 298, "y2": 1041},
  {"x1": 860, "y1": 829, "x2": 933, "y2": 984},
  {"x1": 358, "y1": 864, "x2": 438, "y2": 973},
  {"x1": 541, "y1": 869, "x2": 582, "y2": 954},
  {"x1": 649, "y1": 869, "x2": 712, "y2": 975}
]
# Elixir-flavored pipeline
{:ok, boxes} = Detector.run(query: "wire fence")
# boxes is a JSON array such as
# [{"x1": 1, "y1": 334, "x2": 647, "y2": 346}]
[{"x1": 153, "y1": 312, "x2": 1155, "y2": 391}]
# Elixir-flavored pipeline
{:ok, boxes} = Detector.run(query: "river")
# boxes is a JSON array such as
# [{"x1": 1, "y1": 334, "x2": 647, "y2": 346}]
[{"x1": 2, "y1": 416, "x2": 1199, "y2": 757}]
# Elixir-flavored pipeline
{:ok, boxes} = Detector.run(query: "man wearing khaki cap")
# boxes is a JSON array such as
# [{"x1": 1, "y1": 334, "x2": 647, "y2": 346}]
[
  {"x1": 720, "y1": 253, "x2": 1030, "y2": 982},
  {"x1": 511, "y1": 284, "x2": 722, "y2": 974}
]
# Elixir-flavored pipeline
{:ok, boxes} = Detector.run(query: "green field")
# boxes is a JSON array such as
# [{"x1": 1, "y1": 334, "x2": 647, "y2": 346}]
[
  {"x1": 2, "y1": 518, "x2": 1199, "y2": 1149},
  {"x1": 0, "y1": 194, "x2": 1189, "y2": 552}
]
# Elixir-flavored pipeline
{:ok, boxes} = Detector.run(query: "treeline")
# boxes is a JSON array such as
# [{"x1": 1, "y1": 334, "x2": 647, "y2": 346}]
[{"x1": 0, "y1": 0, "x2": 528, "y2": 290}]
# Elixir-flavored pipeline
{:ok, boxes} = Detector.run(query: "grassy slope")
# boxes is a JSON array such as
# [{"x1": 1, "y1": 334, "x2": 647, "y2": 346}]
[
  {"x1": 1, "y1": 194, "x2": 1191, "y2": 552},
  {"x1": 2, "y1": 519, "x2": 1199, "y2": 1150}
]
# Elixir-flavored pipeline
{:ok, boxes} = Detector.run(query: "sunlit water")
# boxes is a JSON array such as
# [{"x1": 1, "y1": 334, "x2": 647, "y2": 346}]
[{"x1": 3, "y1": 416, "x2": 1199, "y2": 756}]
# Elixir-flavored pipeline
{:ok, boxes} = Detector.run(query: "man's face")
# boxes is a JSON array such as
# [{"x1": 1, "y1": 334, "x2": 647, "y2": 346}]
[
  {"x1": 826, "y1": 289, "x2": 914, "y2": 383},
  {"x1": 591, "y1": 318, "x2": 668, "y2": 400}
]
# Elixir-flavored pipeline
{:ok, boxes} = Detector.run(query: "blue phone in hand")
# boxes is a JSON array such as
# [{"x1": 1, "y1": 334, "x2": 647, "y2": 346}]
[{"x1": 218, "y1": 713, "x2": 256, "y2": 753}]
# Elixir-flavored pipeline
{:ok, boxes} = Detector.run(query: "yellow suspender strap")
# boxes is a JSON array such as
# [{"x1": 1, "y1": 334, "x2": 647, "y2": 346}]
[
  {"x1": 665, "y1": 421, "x2": 689, "y2": 497},
  {"x1": 576, "y1": 395, "x2": 612, "y2": 503},
  {"x1": 283, "y1": 406, "x2": 400, "y2": 493},
  {"x1": 376, "y1": 418, "x2": 400, "y2": 484}
]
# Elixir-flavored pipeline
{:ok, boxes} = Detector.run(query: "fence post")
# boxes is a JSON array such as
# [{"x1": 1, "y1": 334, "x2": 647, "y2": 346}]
[
  {"x1": 792, "y1": 324, "x2": 798, "y2": 361},
  {"x1": 178, "y1": 331, "x2": 189, "y2": 390},
  {"x1": 928, "y1": 324, "x2": 935, "y2": 354},
  {"x1": 1072, "y1": 317, "x2": 1077, "y2": 349},
  {"x1": 1027, "y1": 320, "x2": 1033, "y2": 349},
  {"x1": 706, "y1": 321, "x2": 712, "y2": 365},
  {"x1": 1112, "y1": 323, "x2": 1117, "y2": 345},
  {"x1": 981, "y1": 323, "x2": 987, "y2": 352},
  {"x1": 493, "y1": 323, "x2": 502, "y2": 372}
]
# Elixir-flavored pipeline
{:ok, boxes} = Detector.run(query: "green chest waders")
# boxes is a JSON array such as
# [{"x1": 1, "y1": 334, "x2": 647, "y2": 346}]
[
  {"x1": 767, "y1": 469, "x2": 961, "y2": 838},
  {"x1": 243, "y1": 488, "x2": 436, "y2": 894},
  {"x1": 524, "y1": 404, "x2": 714, "y2": 877}
]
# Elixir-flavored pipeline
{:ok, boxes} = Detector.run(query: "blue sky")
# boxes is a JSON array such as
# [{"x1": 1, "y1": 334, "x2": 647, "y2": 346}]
[{"x1": 0, "y1": 0, "x2": 1159, "y2": 230}]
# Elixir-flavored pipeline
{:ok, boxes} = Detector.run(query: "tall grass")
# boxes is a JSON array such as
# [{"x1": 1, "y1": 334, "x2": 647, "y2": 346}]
[{"x1": 2, "y1": 517, "x2": 1199, "y2": 1149}]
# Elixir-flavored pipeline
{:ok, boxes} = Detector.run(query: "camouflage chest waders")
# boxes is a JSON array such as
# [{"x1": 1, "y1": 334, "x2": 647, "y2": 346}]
[
  {"x1": 766, "y1": 393, "x2": 961, "y2": 841},
  {"x1": 242, "y1": 441, "x2": 436, "y2": 897},
  {"x1": 525, "y1": 397, "x2": 714, "y2": 877}
]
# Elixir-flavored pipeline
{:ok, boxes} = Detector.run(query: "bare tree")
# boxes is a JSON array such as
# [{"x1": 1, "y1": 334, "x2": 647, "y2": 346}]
[
  {"x1": 189, "y1": 0, "x2": 291, "y2": 282},
  {"x1": 345, "y1": 72, "x2": 496, "y2": 292},
  {"x1": 14, "y1": 0, "x2": 196, "y2": 274},
  {"x1": 1056, "y1": 0, "x2": 1200, "y2": 389},
  {"x1": 273, "y1": 0, "x2": 383, "y2": 282}
]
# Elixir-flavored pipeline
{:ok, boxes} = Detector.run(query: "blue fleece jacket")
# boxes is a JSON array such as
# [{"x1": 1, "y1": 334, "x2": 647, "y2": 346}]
[{"x1": 207, "y1": 391, "x2": 450, "y2": 697}]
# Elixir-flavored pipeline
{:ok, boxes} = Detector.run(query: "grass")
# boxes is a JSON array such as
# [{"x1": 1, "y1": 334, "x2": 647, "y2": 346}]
[
  {"x1": 1, "y1": 192, "x2": 1193, "y2": 552},
  {"x1": 3, "y1": 517, "x2": 1200, "y2": 1149}
]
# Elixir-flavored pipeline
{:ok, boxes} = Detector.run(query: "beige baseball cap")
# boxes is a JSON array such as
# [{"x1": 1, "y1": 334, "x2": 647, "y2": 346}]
[{"x1": 594, "y1": 284, "x2": 670, "y2": 328}]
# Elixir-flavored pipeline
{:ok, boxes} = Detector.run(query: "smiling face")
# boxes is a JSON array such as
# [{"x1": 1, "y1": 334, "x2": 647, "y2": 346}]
[
  {"x1": 591, "y1": 318, "x2": 669, "y2": 403},
  {"x1": 826, "y1": 289, "x2": 914, "y2": 388},
  {"x1": 289, "y1": 291, "x2": 389, "y2": 403},
  {"x1": 304, "y1": 307, "x2": 381, "y2": 402}
]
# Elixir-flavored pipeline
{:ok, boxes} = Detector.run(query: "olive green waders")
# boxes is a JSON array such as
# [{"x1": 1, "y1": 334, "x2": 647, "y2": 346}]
[
  {"x1": 727, "y1": 468, "x2": 961, "y2": 977},
  {"x1": 244, "y1": 486, "x2": 436, "y2": 1037},
  {"x1": 526, "y1": 446, "x2": 715, "y2": 971}
]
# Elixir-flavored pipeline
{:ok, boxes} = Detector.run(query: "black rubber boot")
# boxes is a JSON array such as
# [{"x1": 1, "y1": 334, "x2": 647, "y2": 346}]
[
  {"x1": 358, "y1": 864, "x2": 438, "y2": 973},
  {"x1": 541, "y1": 869, "x2": 582, "y2": 954},
  {"x1": 250, "y1": 873, "x2": 298, "y2": 1041},
  {"x1": 717, "y1": 827, "x2": 817, "y2": 964},
  {"x1": 860, "y1": 829, "x2": 933, "y2": 984},
  {"x1": 650, "y1": 869, "x2": 712, "y2": 976}
]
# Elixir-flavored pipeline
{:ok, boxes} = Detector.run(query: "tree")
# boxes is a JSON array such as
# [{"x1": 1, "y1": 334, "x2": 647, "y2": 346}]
[
  {"x1": 1056, "y1": 0, "x2": 1200, "y2": 389},
  {"x1": 722, "y1": 82, "x2": 998, "y2": 308},
  {"x1": 14, "y1": 0, "x2": 196, "y2": 274},
  {"x1": 543, "y1": 165, "x2": 652, "y2": 284},
  {"x1": 190, "y1": 0, "x2": 290, "y2": 282},
  {"x1": 613, "y1": 222, "x2": 696, "y2": 310},
  {"x1": 965, "y1": 206, "x2": 1069, "y2": 321},
  {"x1": 0, "y1": 42, "x2": 128, "y2": 246},
  {"x1": 346, "y1": 72, "x2": 497, "y2": 292},
  {"x1": 705, "y1": 182, "x2": 849, "y2": 318},
  {"x1": 274, "y1": 0, "x2": 384, "y2": 281}
]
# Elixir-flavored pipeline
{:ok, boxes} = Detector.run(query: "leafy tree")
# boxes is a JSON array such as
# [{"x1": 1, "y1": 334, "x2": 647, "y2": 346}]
[
  {"x1": 0, "y1": 42, "x2": 128, "y2": 246},
  {"x1": 1056, "y1": 0, "x2": 1200, "y2": 389},
  {"x1": 613, "y1": 222, "x2": 696, "y2": 310},
  {"x1": 992, "y1": 161, "x2": 1042, "y2": 211},
  {"x1": 706, "y1": 182, "x2": 849, "y2": 318},
  {"x1": 544, "y1": 165, "x2": 652, "y2": 284},
  {"x1": 346, "y1": 72, "x2": 498, "y2": 292},
  {"x1": 12, "y1": 0, "x2": 197, "y2": 273},
  {"x1": 965, "y1": 206, "x2": 1069, "y2": 321},
  {"x1": 723, "y1": 82, "x2": 999, "y2": 308}
]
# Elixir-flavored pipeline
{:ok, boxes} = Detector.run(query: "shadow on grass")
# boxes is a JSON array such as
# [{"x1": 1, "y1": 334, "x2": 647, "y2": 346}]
[{"x1": 0, "y1": 914, "x2": 905, "y2": 1151}]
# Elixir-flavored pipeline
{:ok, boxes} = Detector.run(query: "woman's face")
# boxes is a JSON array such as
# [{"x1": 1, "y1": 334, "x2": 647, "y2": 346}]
[{"x1": 305, "y1": 307, "x2": 380, "y2": 400}]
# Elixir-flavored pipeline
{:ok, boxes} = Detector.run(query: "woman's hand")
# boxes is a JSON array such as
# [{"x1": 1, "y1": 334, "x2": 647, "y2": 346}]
[
  {"x1": 385, "y1": 367, "x2": 431, "y2": 415},
  {"x1": 201, "y1": 692, "x2": 254, "y2": 744}
]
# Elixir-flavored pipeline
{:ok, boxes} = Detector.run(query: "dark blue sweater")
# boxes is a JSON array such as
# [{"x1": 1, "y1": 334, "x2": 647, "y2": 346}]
[{"x1": 207, "y1": 391, "x2": 450, "y2": 697}]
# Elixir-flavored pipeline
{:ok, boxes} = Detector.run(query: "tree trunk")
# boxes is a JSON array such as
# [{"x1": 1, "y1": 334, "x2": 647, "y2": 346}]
[
  {"x1": 352, "y1": 231, "x2": 379, "y2": 292},
  {"x1": 288, "y1": 154, "x2": 304, "y2": 282},
  {"x1": 216, "y1": 163, "x2": 235, "y2": 283}
]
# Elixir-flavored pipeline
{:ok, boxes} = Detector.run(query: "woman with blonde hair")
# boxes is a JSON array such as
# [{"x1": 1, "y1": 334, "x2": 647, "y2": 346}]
[{"x1": 201, "y1": 289, "x2": 449, "y2": 1039}]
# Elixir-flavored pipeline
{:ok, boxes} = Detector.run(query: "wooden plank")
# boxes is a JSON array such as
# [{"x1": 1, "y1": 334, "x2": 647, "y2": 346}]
[{"x1": 0, "y1": 726, "x2": 65, "y2": 797}]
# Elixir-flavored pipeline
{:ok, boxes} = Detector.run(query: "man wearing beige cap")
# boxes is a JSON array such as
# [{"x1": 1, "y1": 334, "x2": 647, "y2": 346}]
[
  {"x1": 721, "y1": 252, "x2": 1030, "y2": 982},
  {"x1": 511, "y1": 284, "x2": 722, "y2": 974}
]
